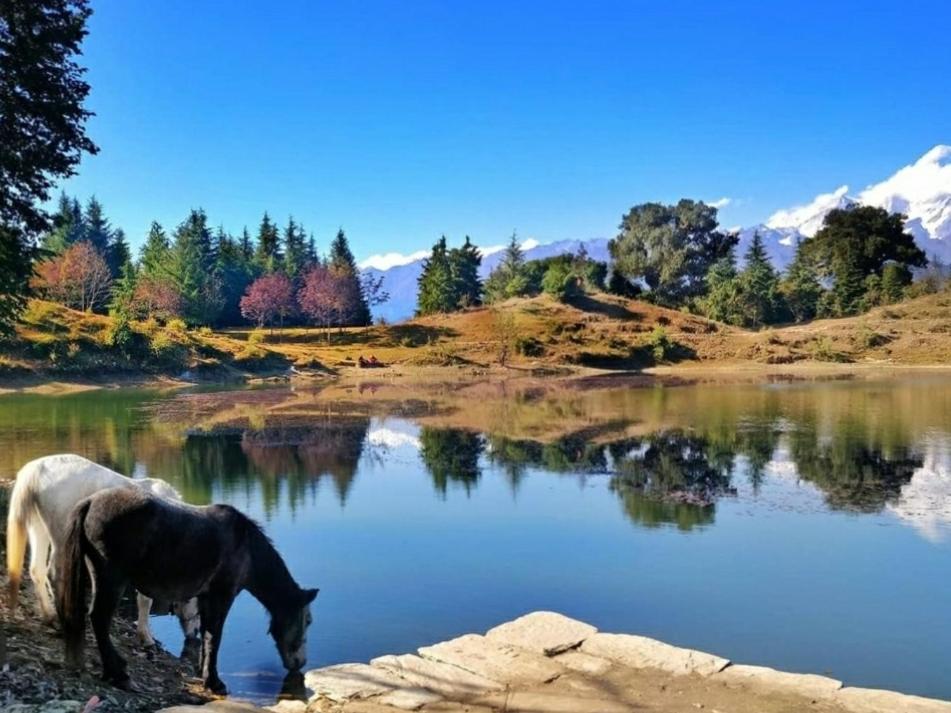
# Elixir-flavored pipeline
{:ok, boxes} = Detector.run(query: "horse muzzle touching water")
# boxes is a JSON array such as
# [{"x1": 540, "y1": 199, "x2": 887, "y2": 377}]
[{"x1": 57, "y1": 487, "x2": 317, "y2": 694}]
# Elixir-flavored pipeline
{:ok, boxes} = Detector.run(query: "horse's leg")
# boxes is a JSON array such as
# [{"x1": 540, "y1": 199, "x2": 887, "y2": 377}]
[
  {"x1": 174, "y1": 597, "x2": 201, "y2": 660},
  {"x1": 135, "y1": 593, "x2": 156, "y2": 647},
  {"x1": 27, "y1": 524, "x2": 55, "y2": 623},
  {"x1": 90, "y1": 565, "x2": 130, "y2": 688},
  {"x1": 198, "y1": 593, "x2": 233, "y2": 695}
]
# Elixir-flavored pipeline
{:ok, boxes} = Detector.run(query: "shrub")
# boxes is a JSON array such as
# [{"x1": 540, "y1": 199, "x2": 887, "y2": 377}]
[
  {"x1": 22, "y1": 300, "x2": 60, "y2": 327},
  {"x1": 166, "y1": 318, "x2": 188, "y2": 336},
  {"x1": 248, "y1": 328, "x2": 266, "y2": 346},
  {"x1": 811, "y1": 336, "x2": 850, "y2": 362},
  {"x1": 197, "y1": 326, "x2": 213, "y2": 337},
  {"x1": 514, "y1": 336, "x2": 545, "y2": 357},
  {"x1": 648, "y1": 325, "x2": 673, "y2": 361}
]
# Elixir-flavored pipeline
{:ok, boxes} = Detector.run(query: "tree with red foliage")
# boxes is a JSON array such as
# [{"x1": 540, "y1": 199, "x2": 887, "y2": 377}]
[
  {"x1": 240, "y1": 272, "x2": 296, "y2": 330},
  {"x1": 33, "y1": 241, "x2": 111, "y2": 312},
  {"x1": 297, "y1": 263, "x2": 359, "y2": 341},
  {"x1": 133, "y1": 275, "x2": 184, "y2": 322}
]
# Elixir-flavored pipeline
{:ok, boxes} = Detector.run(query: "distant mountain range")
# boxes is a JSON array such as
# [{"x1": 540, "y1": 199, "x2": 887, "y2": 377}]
[{"x1": 362, "y1": 145, "x2": 951, "y2": 322}]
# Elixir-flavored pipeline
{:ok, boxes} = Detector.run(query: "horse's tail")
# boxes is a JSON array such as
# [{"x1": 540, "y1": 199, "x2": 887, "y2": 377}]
[
  {"x1": 6, "y1": 461, "x2": 42, "y2": 609},
  {"x1": 58, "y1": 498, "x2": 92, "y2": 669}
]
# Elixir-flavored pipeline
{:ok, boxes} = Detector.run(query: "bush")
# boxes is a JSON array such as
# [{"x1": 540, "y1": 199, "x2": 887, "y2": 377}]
[
  {"x1": 166, "y1": 318, "x2": 188, "y2": 336},
  {"x1": 22, "y1": 300, "x2": 60, "y2": 327},
  {"x1": 197, "y1": 325, "x2": 213, "y2": 337},
  {"x1": 541, "y1": 263, "x2": 581, "y2": 302},
  {"x1": 514, "y1": 336, "x2": 545, "y2": 357},
  {"x1": 248, "y1": 328, "x2": 266, "y2": 346},
  {"x1": 811, "y1": 336, "x2": 850, "y2": 362},
  {"x1": 648, "y1": 325, "x2": 673, "y2": 361}
]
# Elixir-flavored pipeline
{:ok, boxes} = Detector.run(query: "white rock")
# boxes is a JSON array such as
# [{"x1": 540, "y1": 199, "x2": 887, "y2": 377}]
[
  {"x1": 376, "y1": 687, "x2": 444, "y2": 710},
  {"x1": 551, "y1": 650, "x2": 613, "y2": 675},
  {"x1": 474, "y1": 690, "x2": 634, "y2": 713},
  {"x1": 371, "y1": 653, "x2": 502, "y2": 696},
  {"x1": 835, "y1": 687, "x2": 951, "y2": 713},
  {"x1": 304, "y1": 662, "x2": 406, "y2": 702},
  {"x1": 580, "y1": 633, "x2": 729, "y2": 677},
  {"x1": 419, "y1": 633, "x2": 565, "y2": 685},
  {"x1": 485, "y1": 611, "x2": 597, "y2": 655},
  {"x1": 715, "y1": 664, "x2": 842, "y2": 698}
]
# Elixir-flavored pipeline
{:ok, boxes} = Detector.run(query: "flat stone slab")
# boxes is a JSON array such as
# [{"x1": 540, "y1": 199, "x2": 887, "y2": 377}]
[
  {"x1": 371, "y1": 653, "x2": 503, "y2": 696},
  {"x1": 580, "y1": 632, "x2": 729, "y2": 677},
  {"x1": 716, "y1": 664, "x2": 842, "y2": 698},
  {"x1": 304, "y1": 662, "x2": 407, "y2": 702},
  {"x1": 419, "y1": 633, "x2": 565, "y2": 685},
  {"x1": 376, "y1": 687, "x2": 444, "y2": 710},
  {"x1": 551, "y1": 650, "x2": 613, "y2": 675},
  {"x1": 485, "y1": 611, "x2": 597, "y2": 655},
  {"x1": 835, "y1": 687, "x2": 951, "y2": 713},
  {"x1": 474, "y1": 690, "x2": 634, "y2": 713}
]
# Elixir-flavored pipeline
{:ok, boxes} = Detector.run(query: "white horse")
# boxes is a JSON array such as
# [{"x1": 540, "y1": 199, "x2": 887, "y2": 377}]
[{"x1": 5, "y1": 454, "x2": 199, "y2": 647}]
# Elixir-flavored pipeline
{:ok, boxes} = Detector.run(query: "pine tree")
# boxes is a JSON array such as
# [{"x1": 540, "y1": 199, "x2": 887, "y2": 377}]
[
  {"x1": 739, "y1": 232, "x2": 782, "y2": 327},
  {"x1": 140, "y1": 221, "x2": 171, "y2": 277},
  {"x1": 82, "y1": 196, "x2": 112, "y2": 254},
  {"x1": 306, "y1": 233, "x2": 318, "y2": 266},
  {"x1": 881, "y1": 263, "x2": 911, "y2": 304},
  {"x1": 168, "y1": 209, "x2": 222, "y2": 325},
  {"x1": 484, "y1": 233, "x2": 529, "y2": 303},
  {"x1": 416, "y1": 236, "x2": 457, "y2": 315},
  {"x1": 41, "y1": 192, "x2": 84, "y2": 254},
  {"x1": 239, "y1": 227, "x2": 255, "y2": 263},
  {"x1": 254, "y1": 212, "x2": 281, "y2": 273},
  {"x1": 282, "y1": 217, "x2": 307, "y2": 279},
  {"x1": 700, "y1": 247, "x2": 745, "y2": 325},
  {"x1": 107, "y1": 228, "x2": 131, "y2": 278},
  {"x1": 329, "y1": 229, "x2": 371, "y2": 325},
  {"x1": 779, "y1": 240, "x2": 823, "y2": 323},
  {"x1": 449, "y1": 236, "x2": 483, "y2": 308}
]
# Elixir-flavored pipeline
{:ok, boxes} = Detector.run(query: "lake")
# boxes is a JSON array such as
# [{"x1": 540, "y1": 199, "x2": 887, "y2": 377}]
[{"x1": 2, "y1": 375, "x2": 950, "y2": 702}]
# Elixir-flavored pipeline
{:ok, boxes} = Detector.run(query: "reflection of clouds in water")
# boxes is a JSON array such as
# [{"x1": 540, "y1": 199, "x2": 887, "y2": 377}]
[
  {"x1": 887, "y1": 439, "x2": 951, "y2": 543},
  {"x1": 366, "y1": 421, "x2": 421, "y2": 451}
]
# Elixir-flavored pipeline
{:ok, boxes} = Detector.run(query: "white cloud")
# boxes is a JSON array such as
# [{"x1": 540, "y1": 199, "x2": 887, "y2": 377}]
[
  {"x1": 481, "y1": 237, "x2": 540, "y2": 257},
  {"x1": 358, "y1": 250, "x2": 430, "y2": 271},
  {"x1": 709, "y1": 197, "x2": 732, "y2": 209},
  {"x1": 367, "y1": 427, "x2": 421, "y2": 450}
]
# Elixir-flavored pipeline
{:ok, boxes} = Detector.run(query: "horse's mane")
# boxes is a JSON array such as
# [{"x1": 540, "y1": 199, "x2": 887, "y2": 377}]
[{"x1": 232, "y1": 509, "x2": 299, "y2": 611}]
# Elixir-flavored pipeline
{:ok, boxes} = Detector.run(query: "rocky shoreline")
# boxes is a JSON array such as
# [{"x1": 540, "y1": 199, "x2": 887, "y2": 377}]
[{"x1": 159, "y1": 611, "x2": 951, "y2": 713}]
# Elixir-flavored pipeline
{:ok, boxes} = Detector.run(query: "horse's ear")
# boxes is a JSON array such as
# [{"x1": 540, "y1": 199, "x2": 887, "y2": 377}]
[{"x1": 302, "y1": 588, "x2": 319, "y2": 604}]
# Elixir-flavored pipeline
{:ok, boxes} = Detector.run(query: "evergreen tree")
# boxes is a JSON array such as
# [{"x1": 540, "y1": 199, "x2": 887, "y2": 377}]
[
  {"x1": 0, "y1": 0, "x2": 97, "y2": 334},
  {"x1": 239, "y1": 227, "x2": 255, "y2": 263},
  {"x1": 880, "y1": 262, "x2": 912, "y2": 304},
  {"x1": 328, "y1": 229, "x2": 370, "y2": 325},
  {"x1": 108, "y1": 259, "x2": 137, "y2": 316},
  {"x1": 306, "y1": 233, "x2": 318, "y2": 266},
  {"x1": 699, "y1": 247, "x2": 745, "y2": 325},
  {"x1": 449, "y1": 236, "x2": 483, "y2": 308},
  {"x1": 106, "y1": 228, "x2": 131, "y2": 278},
  {"x1": 739, "y1": 232, "x2": 782, "y2": 327},
  {"x1": 41, "y1": 192, "x2": 84, "y2": 254},
  {"x1": 168, "y1": 209, "x2": 222, "y2": 324},
  {"x1": 416, "y1": 236, "x2": 457, "y2": 315},
  {"x1": 282, "y1": 217, "x2": 307, "y2": 279},
  {"x1": 484, "y1": 233, "x2": 530, "y2": 303},
  {"x1": 82, "y1": 196, "x2": 112, "y2": 253},
  {"x1": 140, "y1": 221, "x2": 171, "y2": 277},
  {"x1": 779, "y1": 240, "x2": 823, "y2": 323},
  {"x1": 214, "y1": 226, "x2": 254, "y2": 325},
  {"x1": 254, "y1": 212, "x2": 281, "y2": 273}
]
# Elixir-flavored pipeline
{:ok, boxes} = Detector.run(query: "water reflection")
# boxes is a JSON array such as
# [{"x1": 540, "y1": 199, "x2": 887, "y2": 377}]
[{"x1": 0, "y1": 379, "x2": 948, "y2": 539}]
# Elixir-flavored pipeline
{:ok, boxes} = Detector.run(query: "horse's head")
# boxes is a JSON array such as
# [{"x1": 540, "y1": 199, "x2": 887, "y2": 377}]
[{"x1": 269, "y1": 587, "x2": 318, "y2": 672}]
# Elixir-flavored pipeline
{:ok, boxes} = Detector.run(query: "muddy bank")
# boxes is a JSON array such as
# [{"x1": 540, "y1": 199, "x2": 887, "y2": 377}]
[{"x1": 0, "y1": 482, "x2": 212, "y2": 712}]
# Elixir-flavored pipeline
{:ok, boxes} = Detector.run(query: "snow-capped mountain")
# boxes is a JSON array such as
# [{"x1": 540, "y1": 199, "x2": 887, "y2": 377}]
[
  {"x1": 740, "y1": 144, "x2": 951, "y2": 267},
  {"x1": 362, "y1": 145, "x2": 951, "y2": 321}
]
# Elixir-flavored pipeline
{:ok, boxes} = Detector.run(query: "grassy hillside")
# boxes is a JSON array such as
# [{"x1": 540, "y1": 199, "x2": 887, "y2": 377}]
[{"x1": 1, "y1": 290, "x2": 949, "y2": 384}]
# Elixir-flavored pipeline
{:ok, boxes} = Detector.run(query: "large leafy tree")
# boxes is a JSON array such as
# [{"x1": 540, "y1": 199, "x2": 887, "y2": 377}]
[
  {"x1": 416, "y1": 236, "x2": 457, "y2": 315},
  {"x1": 0, "y1": 0, "x2": 97, "y2": 333},
  {"x1": 802, "y1": 206, "x2": 926, "y2": 316},
  {"x1": 240, "y1": 272, "x2": 296, "y2": 329},
  {"x1": 609, "y1": 200, "x2": 736, "y2": 307}
]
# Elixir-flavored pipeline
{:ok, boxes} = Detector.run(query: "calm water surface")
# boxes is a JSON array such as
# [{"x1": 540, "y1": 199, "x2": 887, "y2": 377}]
[{"x1": 1, "y1": 377, "x2": 949, "y2": 702}]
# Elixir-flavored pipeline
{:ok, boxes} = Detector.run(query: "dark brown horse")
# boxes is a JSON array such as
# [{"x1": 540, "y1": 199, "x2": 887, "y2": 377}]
[{"x1": 57, "y1": 487, "x2": 317, "y2": 694}]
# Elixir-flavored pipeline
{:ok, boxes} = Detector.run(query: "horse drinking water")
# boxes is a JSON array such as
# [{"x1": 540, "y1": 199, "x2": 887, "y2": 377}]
[
  {"x1": 58, "y1": 486, "x2": 317, "y2": 693},
  {"x1": 5, "y1": 454, "x2": 199, "y2": 646}
]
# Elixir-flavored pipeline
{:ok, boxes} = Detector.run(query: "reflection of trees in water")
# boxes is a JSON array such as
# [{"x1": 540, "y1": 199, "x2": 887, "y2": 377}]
[
  {"x1": 141, "y1": 418, "x2": 371, "y2": 516},
  {"x1": 419, "y1": 428, "x2": 483, "y2": 495},
  {"x1": 485, "y1": 433, "x2": 609, "y2": 493},
  {"x1": 611, "y1": 487, "x2": 715, "y2": 531},
  {"x1": 787, "y1": 418, "x2": 922, "y2": 512}
]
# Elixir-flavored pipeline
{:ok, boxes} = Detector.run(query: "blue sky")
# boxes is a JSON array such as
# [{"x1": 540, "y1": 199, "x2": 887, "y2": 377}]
[{"x1": 60, "y1": 0, "x2": 951, "y2": 262}]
